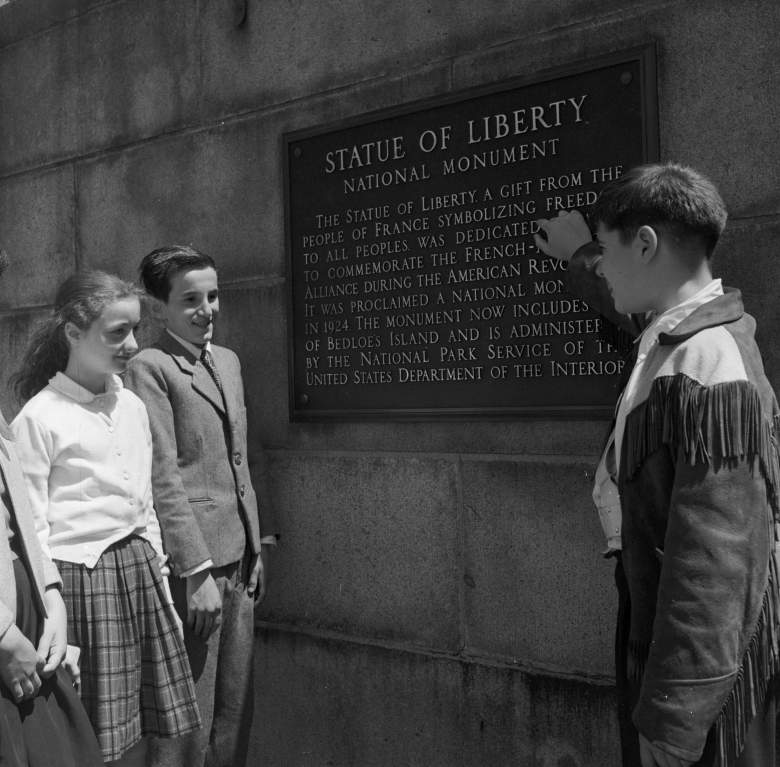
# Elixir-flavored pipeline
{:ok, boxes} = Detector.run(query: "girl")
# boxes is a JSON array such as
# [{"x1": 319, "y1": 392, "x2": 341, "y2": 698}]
[{"x1": 10, "y1": 271, "x2": 200, "y2": 766}]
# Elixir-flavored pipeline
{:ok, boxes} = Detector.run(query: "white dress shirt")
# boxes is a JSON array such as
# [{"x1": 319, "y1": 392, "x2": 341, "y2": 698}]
[{"x1": 11, "y1": 372, "x2": 165, "y2": 568}]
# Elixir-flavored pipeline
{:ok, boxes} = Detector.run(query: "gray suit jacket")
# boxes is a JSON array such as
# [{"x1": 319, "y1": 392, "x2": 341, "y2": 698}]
[
  {"x1": 124, "y1": 334, "x2": 264, "y2": 574},
  {"x1": 0, "y1": 416, "x2": 60, "y2": 638}
]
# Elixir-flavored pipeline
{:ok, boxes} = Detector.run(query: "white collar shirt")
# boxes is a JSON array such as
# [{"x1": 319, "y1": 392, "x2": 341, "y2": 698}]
[{"x1": 10, "y1": 371, "x2": 164, "y2": 568}]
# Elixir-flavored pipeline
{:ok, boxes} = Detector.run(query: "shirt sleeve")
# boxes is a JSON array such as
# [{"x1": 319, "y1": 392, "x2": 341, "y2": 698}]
[
  {"x1": 10, "y1": 413, "x2": 54, "y2": 560},
  {"x1": 135, "y1": 403, "x2": 168, "y2": 573}
]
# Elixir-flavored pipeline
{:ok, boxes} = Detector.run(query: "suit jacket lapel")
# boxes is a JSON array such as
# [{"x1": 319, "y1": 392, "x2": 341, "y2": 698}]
[
  {"x1": 157, "y1": 333, "x2": 226, "y2": 415},
  {"x1": 210, "y1": 345, "x2": 241, "y2": 423},
  {"x1": 192, "y1": 365, "x2": 226, "y2": 414}
]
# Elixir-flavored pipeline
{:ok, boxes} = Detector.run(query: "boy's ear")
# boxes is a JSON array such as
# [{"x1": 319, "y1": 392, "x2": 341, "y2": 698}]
[{"x1": 635, "y1": 225, "x2": 659, "y2": 264}]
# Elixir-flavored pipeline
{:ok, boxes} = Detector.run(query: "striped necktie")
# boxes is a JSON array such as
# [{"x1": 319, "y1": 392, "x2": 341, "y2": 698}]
[{"x1": 200, "y1": 348, "x2": 224, "y2": 396}]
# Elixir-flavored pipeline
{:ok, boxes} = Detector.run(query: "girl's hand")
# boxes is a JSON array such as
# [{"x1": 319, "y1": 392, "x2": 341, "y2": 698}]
[
  {"x1": 37, "y1": 586, "x2": 68, "y2": 676},
  {"x1": 0, "y1": 624, "x2": 45, "y2": 701}
]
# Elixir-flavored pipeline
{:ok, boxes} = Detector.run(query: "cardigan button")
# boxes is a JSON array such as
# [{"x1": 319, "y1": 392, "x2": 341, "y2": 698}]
[
  {"x1": 239, "y1": 485, "x2": 246, "y2": 498},
  {"x1": 234, "y1": 452, "x2": 243, "y2": 465}
]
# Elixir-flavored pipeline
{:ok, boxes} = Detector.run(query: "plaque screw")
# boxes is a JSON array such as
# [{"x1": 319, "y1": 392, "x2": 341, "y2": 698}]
[
  {"x1": 620, "y1": 71, "x2": 633, "y2": 85},
  {"x1": 293, "y1": 147, "x2": 302, "y2": 158},
  {"x1": 299, "y1": 393, "x2": 309, "y2": 406}
]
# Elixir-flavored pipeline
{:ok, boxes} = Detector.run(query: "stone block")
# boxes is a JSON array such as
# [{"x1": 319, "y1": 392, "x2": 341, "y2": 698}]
[
  {"x1": 712, "y1": 218, "x2": 780, "y2": 388},
  {"x1": 197, "y1": 0, "x2": 637, "y2": 119},
  {"x1": 462, "y1": 458, "x2": 614, "y2": 676},
  {"x1": 251, "y1": 629, "x2": 470, "y2": 767},
  {"x1": 0, "y1": 0, "x2": 199, "y2": 174},
  {"x1": 0, "y1": 0, "x2": 104, "y2": 47},
  {"x1": 523, "y1": 672, "x2": 619, "y2": 767},
  {"x1": 249, "y1": 627, "x2": 620, "y2": 766},
  {"x1": 0, "y1": 310, "x2": 49, "y2": 419},
  {"x1": 76, "y1": 122, "x2": 283, "y2": 281},
  {"x1": 0, "y1": 167, "x2": 77, "y2": 309},
  {"x1": 652, "y1": 2, "x2": 780, "y2": 219},
  {"x1": 255, "y1": 452, "x2": 461, "y2": 650}
]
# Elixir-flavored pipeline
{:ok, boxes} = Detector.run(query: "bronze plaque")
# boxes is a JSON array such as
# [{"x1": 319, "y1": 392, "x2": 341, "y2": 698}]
[{"x1": 285, "y1": 47, "x2": 658, "y2": 419}]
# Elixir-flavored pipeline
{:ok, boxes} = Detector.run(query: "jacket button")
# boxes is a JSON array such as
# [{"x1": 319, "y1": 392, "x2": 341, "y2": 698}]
[
  {"x1": 234, "y1": 452, "x2": 243, "y2": 465},
  {"x1": 239, "y1": 485, "x2": 246, "y2": 497}
]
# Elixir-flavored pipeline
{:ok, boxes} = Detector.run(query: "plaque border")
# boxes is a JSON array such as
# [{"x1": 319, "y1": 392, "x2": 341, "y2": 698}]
[{"x1": 283, "y1": 44, "x2": 659, "y2": 421}]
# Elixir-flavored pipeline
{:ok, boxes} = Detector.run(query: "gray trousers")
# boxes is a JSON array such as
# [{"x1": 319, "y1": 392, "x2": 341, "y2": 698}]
[{"x1": 149, "y1": 560, "x2": 256, "y2": 767}]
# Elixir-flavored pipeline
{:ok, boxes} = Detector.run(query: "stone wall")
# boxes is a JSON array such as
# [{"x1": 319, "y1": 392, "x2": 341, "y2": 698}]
[{"x1": 1, "y1": 1, "x2": 778, "y2": 764}]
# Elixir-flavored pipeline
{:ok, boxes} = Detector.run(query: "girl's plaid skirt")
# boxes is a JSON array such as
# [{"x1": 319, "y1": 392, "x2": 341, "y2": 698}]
[{"x1": 56, "y1": 535, "x2": 201, "y2": 762}]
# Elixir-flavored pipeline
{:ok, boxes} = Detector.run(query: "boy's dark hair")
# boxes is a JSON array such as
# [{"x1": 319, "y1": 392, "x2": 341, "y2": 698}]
[
  {"x1": 591, "y1": 163, "x2": 728, "y2": 257},
  {"x1": 139, "y1": 245, "x2": 217, "y2": 302}
]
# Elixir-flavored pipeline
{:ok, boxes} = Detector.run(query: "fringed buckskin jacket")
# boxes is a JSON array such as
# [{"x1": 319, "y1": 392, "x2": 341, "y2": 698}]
[{"x1": 567, "y1": 244, "x2": 780, "y2": 765}]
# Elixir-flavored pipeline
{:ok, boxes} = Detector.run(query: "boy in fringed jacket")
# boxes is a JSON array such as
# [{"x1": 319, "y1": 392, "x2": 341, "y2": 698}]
[{"x1": 536, "y1": 164, "x2": 780, "y2": 767}]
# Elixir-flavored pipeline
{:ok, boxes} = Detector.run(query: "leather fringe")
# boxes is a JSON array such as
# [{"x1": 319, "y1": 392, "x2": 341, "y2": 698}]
[
  {"x1": 622, "y1": 374, "x2": 780, "y2": 766},
  {"x1": 714, "y1": 558, "x2": 780, "y2": 765},
  {"x1": 622, "y1": 376, "x2": 780, "y2": 518}
]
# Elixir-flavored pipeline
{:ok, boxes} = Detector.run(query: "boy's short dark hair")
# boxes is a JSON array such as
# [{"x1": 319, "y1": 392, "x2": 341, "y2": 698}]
[
  {"x1": 139, "y1": 245, "x2": 217, "y2": 302},
  {"x1": 592, "y1": 163, "x2": 728, "y2": 257}
]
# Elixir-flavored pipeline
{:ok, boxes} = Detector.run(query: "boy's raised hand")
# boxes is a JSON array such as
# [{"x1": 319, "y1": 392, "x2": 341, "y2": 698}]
[
  {"x1": 534, "y1": 210, "x2": 593, "y2": 263},
  {"x1": 0, "y1": 623, "x2": 45, "y2": 701}
]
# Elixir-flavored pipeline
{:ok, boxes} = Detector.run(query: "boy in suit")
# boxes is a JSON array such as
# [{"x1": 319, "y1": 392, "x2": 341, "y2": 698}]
[
  {"x1": 124, "y1": 245, "x2": 275, "y2": 767},
  {"x1": 535, "y1": 164, "x2": 780, "y2": 766}
]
